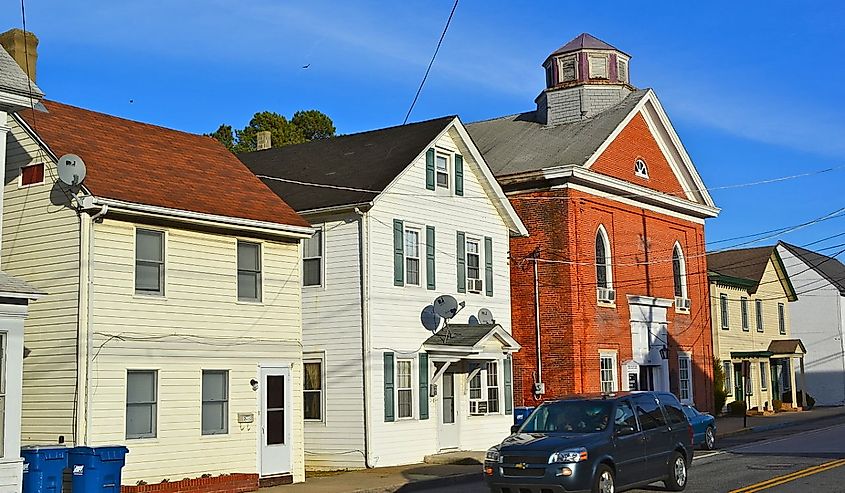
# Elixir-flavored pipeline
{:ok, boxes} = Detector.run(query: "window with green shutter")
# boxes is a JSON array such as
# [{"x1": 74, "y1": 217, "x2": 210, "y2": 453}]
[
  {"x1": 504, "y1": 357, "x2": 513, "y2": 415},
  {"x1": 425, "y1": 149, "x2": 435, "y2": 190},
  {"x1": 384, "y1": 352, "x2": 395, "y2": 422},
  {"x1": 426, "y1": 226, "x2": 436, "y2": 290},
  {"x1": 393, "y1": 220, "x2": 404, "y2": 286},
  {"x1": 457, "y1": 232, "x2": 466, "y2": 293},
  {"x1": 419, "y1": 353, "x2": 429, "y2": 420},
  {"x1": 484, "y1": 236, "x2": 493, "y2": 296},
  {"x1": 454, "y1": 154, "x2": 464, "y2": 196}
]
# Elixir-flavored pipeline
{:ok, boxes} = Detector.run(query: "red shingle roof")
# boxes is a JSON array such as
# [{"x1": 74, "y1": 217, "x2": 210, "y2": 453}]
[{"x1": 20, "y1": 100, "x2": 309, "y2": 229}]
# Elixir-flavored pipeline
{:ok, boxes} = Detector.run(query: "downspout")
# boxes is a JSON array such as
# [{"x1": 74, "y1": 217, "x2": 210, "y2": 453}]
[
  {"x1": 80, "y1": 202, "x2": 106, "y2": 445},
  {"x1": 355, "y1": 207, "x2": 373, "y2": 468},
  {"x1": 533, "y1": 249, "x2": 543, "y2": 398}
]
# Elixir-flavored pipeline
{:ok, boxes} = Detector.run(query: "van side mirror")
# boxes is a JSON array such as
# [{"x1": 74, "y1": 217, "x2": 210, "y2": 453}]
[
  {"x1": 510, "y1": 424, "x2": 521, "y2": 434},
  {"x1": 616, "y1": 425, "x2": 636, "y2": 436}
]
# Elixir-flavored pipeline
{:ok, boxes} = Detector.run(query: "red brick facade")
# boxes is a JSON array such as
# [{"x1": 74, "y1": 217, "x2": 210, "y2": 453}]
[
  {"x1": 121, "y1": 473, "x2": 258, "y2": 493},
  {"x1": 507, "y1": 111, "x2": 716, "y2": 412}
]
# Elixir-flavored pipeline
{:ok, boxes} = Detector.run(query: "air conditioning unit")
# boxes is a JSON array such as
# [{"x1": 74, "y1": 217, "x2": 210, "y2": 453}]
[
  {"x1": 467, "y1": 278, "x2": 484, "y2": 293},
  {"x1": 675, "y1": 297, "x2": 691, "y2": 311},
  {"x1": 597, "y1": 287, "x2": 616, "y2": 303}
]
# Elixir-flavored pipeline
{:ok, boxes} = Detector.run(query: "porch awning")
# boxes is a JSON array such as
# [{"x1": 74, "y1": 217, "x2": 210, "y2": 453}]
[
  {"x1": 422, "y1": 324, "x2": 520, "y2": 358},
  {"x1": 767, "y1": 339, "x2": 806, "y2": 356},
  {"x1": 730, "y1": 351, "x2": 773, "y2": 359}
]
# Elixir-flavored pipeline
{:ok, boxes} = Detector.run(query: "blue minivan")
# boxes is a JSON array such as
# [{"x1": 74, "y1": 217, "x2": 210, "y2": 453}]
[{"x1": 485, "y1": 392, "x2": 694, "y2": 493}]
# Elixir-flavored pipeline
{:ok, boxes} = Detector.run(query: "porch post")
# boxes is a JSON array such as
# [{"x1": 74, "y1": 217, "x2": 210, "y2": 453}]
[
  {"x1": 789, "y1": 357, "x2": 798, "y2": 408},
  {"x1": 799, "y1": 357, "x2": 808, "y2": 408}
]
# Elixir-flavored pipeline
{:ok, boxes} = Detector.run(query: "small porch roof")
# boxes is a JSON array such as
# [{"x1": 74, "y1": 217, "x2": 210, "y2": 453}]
[
  {"x1": 767, "y1": 339, "x2": 807, "y2": 356},
  {"x1": 730, "y1": 351, "x2": 773, "y2": 359},
  {"x1": 422, "y1": 324, "x2": 520, "y2": 358}
]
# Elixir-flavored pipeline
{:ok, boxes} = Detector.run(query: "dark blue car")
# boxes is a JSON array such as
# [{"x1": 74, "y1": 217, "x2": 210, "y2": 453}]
[{"x1": 682, "y1": 404, "x2": 716, "y2": 450}]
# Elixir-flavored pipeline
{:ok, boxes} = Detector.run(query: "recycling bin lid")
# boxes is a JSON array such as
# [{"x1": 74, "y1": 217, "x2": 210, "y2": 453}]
[{"x1": 21, "y1": 445, "x2": 69, "y2": 451}]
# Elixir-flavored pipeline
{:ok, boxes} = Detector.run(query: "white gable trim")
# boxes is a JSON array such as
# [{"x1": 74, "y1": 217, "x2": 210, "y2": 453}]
[{"x1": 582, "y1": 89, "x2": 717, "y2": 209}]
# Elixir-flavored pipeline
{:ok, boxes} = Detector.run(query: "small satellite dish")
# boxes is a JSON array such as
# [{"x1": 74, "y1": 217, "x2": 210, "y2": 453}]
[
  {"x1": 420, "y1": 305, "x2": 442, "y2": 332},
  {"x1": 478, "y1": 308, "x2": 495, "y2": 325},
  {"x1": 433, "y1": 295, "x2": 463, "y2": 319},
  {"x1": 56, "y1": 154, "x2": 86, "y2": 186},
  {"x1": 467, "y1": 315, "x2": 479, "y2": 326}
]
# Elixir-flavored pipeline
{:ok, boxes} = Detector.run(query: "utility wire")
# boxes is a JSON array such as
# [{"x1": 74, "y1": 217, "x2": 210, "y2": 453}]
[{"x1": 402, "y1": 0, "x2": 459, "y2": 125}]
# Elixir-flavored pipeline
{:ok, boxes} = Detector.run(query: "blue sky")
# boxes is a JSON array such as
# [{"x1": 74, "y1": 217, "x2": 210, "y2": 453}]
[{"x1": 3, "y1": 0, "x2": 844, "y2": 257}]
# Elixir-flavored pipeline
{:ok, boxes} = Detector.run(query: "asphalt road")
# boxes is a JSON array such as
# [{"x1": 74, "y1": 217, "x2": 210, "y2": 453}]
[{"x1": 414, "y1": 416, "x2": 845, "y2": 493}]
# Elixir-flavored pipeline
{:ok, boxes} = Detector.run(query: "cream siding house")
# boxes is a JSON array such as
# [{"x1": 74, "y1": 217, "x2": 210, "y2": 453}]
[
  {"x1": 708, "y1": 246, "x2": 806, "y2": 412},
  {"x1": 4, "y1": 99, "x2": 313, "y2": 488},
  {"x1": 239, "y1": 116, "x2": 527, "y2": 469}
]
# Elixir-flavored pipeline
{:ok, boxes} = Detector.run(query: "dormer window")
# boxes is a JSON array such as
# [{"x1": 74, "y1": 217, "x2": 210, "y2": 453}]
[
  {"x1": 617, "y1": 57, "x2": 629, "y2": 84},
  {"x1": 634, "y1": 159, "x2": 649, "y2": 179},
  {"x1": 557, "y1": 55, "x2": 577, "y2": 83},
  {"x1": 588, "y1": 54, "x2": 608, "y2": 79},
  {"x1": 435, "y1": 154, "x2": 449, "y2": 188}
]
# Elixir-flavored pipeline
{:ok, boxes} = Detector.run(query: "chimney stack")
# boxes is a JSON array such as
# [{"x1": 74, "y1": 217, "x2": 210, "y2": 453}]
[
  {"x1": 256, "y1": 131, "x2": 271, "y2": 151},
  {"x1": 0, "y1": 29, "x2": 38, "y2": 82}
]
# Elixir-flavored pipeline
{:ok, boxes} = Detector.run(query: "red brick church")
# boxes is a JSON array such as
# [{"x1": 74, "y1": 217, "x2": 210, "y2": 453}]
[{"x1": 468, "y1": 33, "x2": 720, "y2": 411}]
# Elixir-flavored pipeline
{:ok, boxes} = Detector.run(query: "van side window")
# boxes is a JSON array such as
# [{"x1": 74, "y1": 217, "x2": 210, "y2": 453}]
[
  {"x1": 661, "y1": 401, "x2": 688, "y2": 426},
  {"x1": 634, "y1": 396, "x2": 667, "y2": 430},
  {"x1": 614, "y1": 401, "x2": 639, "y2": 434}
]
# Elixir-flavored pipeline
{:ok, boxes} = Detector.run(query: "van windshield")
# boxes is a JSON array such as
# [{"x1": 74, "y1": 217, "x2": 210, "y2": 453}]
[{"x1": 520, "y1": 400, "x2": 613, "y2": 433}]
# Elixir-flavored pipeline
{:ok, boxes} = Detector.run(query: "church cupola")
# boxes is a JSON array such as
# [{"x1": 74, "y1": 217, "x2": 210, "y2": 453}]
[{"x1": 536, "y1": 33, "x2": 634, "y2": 126}]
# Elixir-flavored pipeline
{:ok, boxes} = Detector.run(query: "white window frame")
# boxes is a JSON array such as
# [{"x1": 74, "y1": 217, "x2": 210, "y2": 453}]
[
  {"x1": 469, "y1": 361, "x2": 502, "y2": 416},
  {"x1": 740, "y1": 297, "x2": 750, "y2": 332},
  {"x1": 595, "y1": 225, "x2": 614, "y2": 298},
  {"x1": 125, "y1": 369, "x2": 158, "y2": 439},
  {"x1": 404, "y1": 227, "x2": 421, "y2": 287},
  {"x1": 760, "y1": 361, "x2": 768, "y2": 391},
  {"x1": 201, "y1": 369, "x2": 229, "y2": 435},
  {"x1": 435, "y1": 152, "x2": 450, "y2": 189},
  {"x1": 134, "y1": 228, "x2": 166, "y2": 297},
  {"x1": 395, "y1": 358, "x2": 414, "y2": 419},
  {"x1": 672, "y1": 242, "x2": 687, "y2": 299},
  {"x1": 303, "y1": 355, "x2": 325, "y2": 422},
  {"x1": 557, "y1": 54, "x2": 578, "y2": 83},
  {"x1": 756, "y1": 299, "x2": 764, "y2": 332},
  {"x1": 18, "y1": 162, "x2": 45, "y2": 188},
  {"x1": 723, "y1": 361, "x2": 733, "y2": 396},
  {"x1": 302, "y1": 226, "x2": 324, "y2": 288},
  {"x1": 778, "y1": 303, "x2": 786, "y2": 335},
  {"x1": 634, "y1": 158, "x2": 649, "y2": 179},
  {"x1": 465, "y1": 237, "x2": 481, "y2": 282},
  {"x1": 588, "y1": 53, "x2": 609, "y2": 79},
  {"x1": 236, "y1": 240, "x2": 262, "y2": 303},
  {"x1": 599, "y1": 351, "x2": 618, "y2": 394},
  {"x1": 678, "y1": 353, "x2": 693, "y2": 404},
  {"x1": 720, "y1": 293, "x2": 729, "y2": 329}
]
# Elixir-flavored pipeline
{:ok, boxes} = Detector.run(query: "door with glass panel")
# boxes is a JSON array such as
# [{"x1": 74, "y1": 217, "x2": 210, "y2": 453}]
[
  {"x1": 437, "y1": 372, "x2": 459, "y2": 450},
  {"x1": 260, "y1": 366, "x2": 291, "y2": 477}
]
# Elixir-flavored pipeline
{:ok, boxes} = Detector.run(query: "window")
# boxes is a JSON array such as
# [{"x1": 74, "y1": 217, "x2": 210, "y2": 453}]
[
  {"x1": 672, "y1": 243, "x2": 686, "y2": 298},
  {"x1": 466, "y1": 239, "x2": 481, "y2": 282},
  {"x1": 660, "y1": 396, "x2": 687, "y2": 426},
  {"x1": 303, "y1": 229, "x2": 323, "y2": 287},
  {"x1": 760, "y1": 362, "x2": 768, "y2": 390},
  {"x1": 588, "y1": 54, "x2": 608, "y2": 79},
  {"x1": 614, "y1": 401, "x2": 639, "y2": 435},
  {"x1": 202, "y1": 370, "x2": 228, "y2": 435},
  {"x1": 304, "y1": 359, "x2": 323, "y2": 421},
  {"x1": 470, "y1": 362, "x2": 501, "y2": 415},
  {"x1": 617, "y1": 57, "x2": 629, "y2": 83},
  {"x1": 756, "y1": 299, "x2": 764, "y2": 332},
  {"x1": 135, "y1": 229, "x2": 164, "y2": 296},
  {"x1": 396, "y1": 359, "x2": 413, "y2": 419},
  {"x1": 404, "y1": 229, "x2": 420, "y2": 286},
  {"x1": 724, "y1": 361, "x2": 732, "y2": 396},
  {"x1": 237, "y1": 241, "x2": 261, "y2": 302},
  {"x1": 595, "y1": 226, "x2": 612, "y2": 290},
  {"x1": 435, "y1": 154, "x2": 449, "y2": 188},
  {"x1": 678, "y1": 354, "x2": 692, "y2": 403},
  {"x1": 126, "y1": 370, "x2": 157, "y2": 439},
  {"x1": 633, "y1": 395, "x2": 667, "y2": 431},
  {"x1": 558, "y1": 55, "x2": 577, "y2": 82},
  {"x1": 599, "y1": 352, "x2": 617, "y2": 393},
  {"x1": 720, "y1": 293, "x2": 729, "y2": 329},
  {"x1": 20, "y1": 163, "x2": 44, "y2": 186},
  {"x1": 635, "y1": 158, "x2": 649, "y2": 179},
  {"x1": 741, "y1": 297, "x2": 750, "y2": 331},
  {"x1": 778, "y1": 303, "x2": 786, "y2": 335}
]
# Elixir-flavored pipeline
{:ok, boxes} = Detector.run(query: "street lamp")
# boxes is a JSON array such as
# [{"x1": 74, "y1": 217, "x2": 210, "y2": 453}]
[{"x1": 659, "y1": 345, "x2": 669, "y2": 360}]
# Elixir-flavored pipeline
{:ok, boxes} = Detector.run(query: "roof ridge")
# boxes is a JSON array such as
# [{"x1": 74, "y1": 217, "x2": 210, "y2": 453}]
[{"x1": 468, "y1": 111, "x2": 535, "y2": 125}]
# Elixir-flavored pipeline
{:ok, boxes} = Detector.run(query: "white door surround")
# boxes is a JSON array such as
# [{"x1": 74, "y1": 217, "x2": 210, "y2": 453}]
[
  {"x1": 437, "y1": 372, "x2": 459, "y2": 451},
  {"x1": 259, "y1": 365, "x2": 292, "y2": 478},
  {"x1": 628, "y1": 295, "x2": 672, "y2": 393}
]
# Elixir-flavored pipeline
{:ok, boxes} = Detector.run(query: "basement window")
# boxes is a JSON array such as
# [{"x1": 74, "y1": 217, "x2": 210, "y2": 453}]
[{"x1": 19, "y1": 163, "x2": 44, "y2": 187}]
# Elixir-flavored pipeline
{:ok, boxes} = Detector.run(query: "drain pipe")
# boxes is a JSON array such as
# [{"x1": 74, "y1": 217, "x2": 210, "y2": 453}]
[
  {"x1": 533, "y1": 249, "x2": 544, "y2": 398},
  {"x1": 355, "y1": 206, "x2": 374, "y2": 468}
]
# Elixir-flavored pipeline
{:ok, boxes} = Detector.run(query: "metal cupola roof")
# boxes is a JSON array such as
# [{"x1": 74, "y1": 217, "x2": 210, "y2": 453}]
[{"x1": 549, "y1": 33, "x2": 629, "y2": 57}]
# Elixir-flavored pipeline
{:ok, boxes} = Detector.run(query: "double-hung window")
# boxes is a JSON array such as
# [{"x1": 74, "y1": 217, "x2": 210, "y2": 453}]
[
  {"x1": 740, "y1": 297, "x2": 749, "y2": 331},
  {"x1": 396, "y1": 359, "x2": 413, "y2": 419},
  {"x1": 760, "y1": 362, "x2": 768, "y2": 390},
  {"x1": 126, "y1": 370, "x2": 157, "y2": 439},
  {"x1": 469, "y1": 362, "x2": 501, "y2": 415},
  {"x1": 237, "y1": 241, "x2": 261, "y2": 302},
  {"x1": 724, "y1": 361, "x2": 732, "y2": 396},
  {"x1": 404, "y1": 229, "x2": 420, "y2": 286},
  {"x1": 720, "y1": 294, "x2": 729, "y2": 329},
  {"x1": 304, "y1": 359, "x2": 323, "y2": 421},
  {"x1": 303, "y1": 229, "x2": 323, "y2": 287},
  {"x1": 202, "y1": 370, "x2": 228, "y2": 435},
  {"x1": 599, "y1": 351, "x2": 618, "y2": 393},
  {"x1": 778, "y1": 303, "x2": 786, "y2": 335},
  {"x1": 135, "y1": 229, "x2": 164, "y2": 296},
  {"x1": 678, "y1": 354, "x2": 692, "y2": 403},
  {"x1": 756, "y1": 299, "x2": 764, "y2": 332},
  {"x1": 466, "y1": 239, "x2": 481, "y2": 291},
  {"x1": 435, "y1": 154, "x2": 449, "y2": 188}
]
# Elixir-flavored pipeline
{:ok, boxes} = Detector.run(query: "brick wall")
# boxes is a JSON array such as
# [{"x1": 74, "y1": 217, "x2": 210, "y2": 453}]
[{"x1": 121, "y1": 473, "x2": 258, "y2": 493}]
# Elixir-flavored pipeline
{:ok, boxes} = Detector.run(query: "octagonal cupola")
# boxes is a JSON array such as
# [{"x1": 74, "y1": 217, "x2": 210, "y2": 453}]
[{"x1": 536, "y1": 33, "x2": 635, "y2": 126}]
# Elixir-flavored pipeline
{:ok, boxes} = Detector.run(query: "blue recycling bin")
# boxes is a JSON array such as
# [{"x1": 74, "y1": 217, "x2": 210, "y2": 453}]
[
  {"x1": 21, "y1": 445, "x2": 68, "y2": 493},
  {"x1": 514, "y1": 406, "x2": 535, "y2": 425},
  {"x1": 68, "y1": 446, "x2": 129, "y2": 492}
]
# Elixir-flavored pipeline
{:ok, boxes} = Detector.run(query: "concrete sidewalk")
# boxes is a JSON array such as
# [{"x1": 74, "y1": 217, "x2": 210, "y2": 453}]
[{"x1": 716, "y1": 405, "x2": 845, "y2": 437}]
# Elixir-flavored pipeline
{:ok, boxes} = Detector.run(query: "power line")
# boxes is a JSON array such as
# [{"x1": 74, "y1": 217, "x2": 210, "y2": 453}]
[{"x1": 402, "y1": 0, "x2": 459, "y2": 125}]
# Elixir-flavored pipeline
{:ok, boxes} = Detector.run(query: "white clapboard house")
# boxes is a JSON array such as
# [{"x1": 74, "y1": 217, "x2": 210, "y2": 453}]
[{"x1": 239, "y1": 116, "x2": 527, "y2": 469}]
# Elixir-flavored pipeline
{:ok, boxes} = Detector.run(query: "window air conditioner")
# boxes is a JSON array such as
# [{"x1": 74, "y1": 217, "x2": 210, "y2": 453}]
[{"x1": 468, "y1": 278, "x2": 483, "y2": 293}]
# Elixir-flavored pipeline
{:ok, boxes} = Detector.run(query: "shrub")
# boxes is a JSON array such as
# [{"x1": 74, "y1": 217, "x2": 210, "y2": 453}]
[
  {"x1": 772, "y1": 399, "x2": 783, "y2": 412},
  {"x1": 728, "y1": 400, "x2": 747, "y2": 416},
  {"x1": 713, "y1": 357, "x2": 728, "y2": 414}
]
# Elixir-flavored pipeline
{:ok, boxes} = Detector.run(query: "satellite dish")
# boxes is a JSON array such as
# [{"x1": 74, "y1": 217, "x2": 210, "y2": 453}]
[
  {"x1": 420, "y1": 305, "x2": 442, "y2": 332},
  {"x1": 478, "y1": 308, "x2": 495, "y2": 325},
  {"x1": 467, "y1": 315, "x2": 479, "y2": 326},
  {"x1": 433, "y1": 295, "x2": 463, "y2": 319},
  {"x1": 56, "y1": 154, "x2": 87, "y2": 186}
]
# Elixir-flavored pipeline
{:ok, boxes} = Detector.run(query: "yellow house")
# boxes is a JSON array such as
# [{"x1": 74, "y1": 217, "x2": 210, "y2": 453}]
[
  {"x1": 3, "y1": 100, "x2": 313, "y2": 489},
  {"x1": 708, "y1": 246, "x2": 806, "y2": 413}
]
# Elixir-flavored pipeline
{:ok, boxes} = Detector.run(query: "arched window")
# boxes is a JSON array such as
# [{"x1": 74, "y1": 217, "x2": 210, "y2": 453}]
[
  {"x1": 635, "y1": 158, "x2": 649, "y2": 178},
  {"x1": 672, "y1": 243, "x2": 687, "y2": 298},
  {"x1": 595, "y1": 226, "x2": 612, "y2": 289}
]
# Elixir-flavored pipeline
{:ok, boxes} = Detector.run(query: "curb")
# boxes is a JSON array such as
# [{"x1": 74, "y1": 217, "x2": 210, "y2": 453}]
[
  {"x1": 350, "y1": 472, "x2": 481, "y2": 493},
  {"x1": 717, "y1": 410, "x2": 845, "y2": 439}
]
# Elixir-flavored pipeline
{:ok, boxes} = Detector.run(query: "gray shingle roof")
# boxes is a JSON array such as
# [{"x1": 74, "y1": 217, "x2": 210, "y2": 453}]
[
  {"x1": 0, "y1": 271, "x2": 43, "y2": 298},
  {"x1": 465, "y1": 90, "x2": 649, "y2": 177},
  {"x1": 779, "y1": 242, "x2": 845, "y2": 296},
  {"x1": 423, "y1": 324, "x2": 498, "y2": 347},
  {"x1": 0, "y1": 44, "x2": 43, "y2": 98}
]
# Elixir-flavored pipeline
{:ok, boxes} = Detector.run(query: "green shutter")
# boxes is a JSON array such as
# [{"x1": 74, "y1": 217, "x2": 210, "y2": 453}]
[
  {"x1": 425, "y1": 148, "x2": 435, "y2": 190},
  {"x1": 457, "y1": 231, "x2": 466, "y2": 293},
  {"x1": 426, "y1": 226, "x2": 436, "y2": 290},
  {"x1": 419, "y1": 353, "x2": 429, "y2": 420},
  {"x1": 504, "y1": 357, "x2": 513, "y2": 415},
  {"x1": 484, "y1": 236, "x2": 493, "y2": 297},
  {"x1": 384, "y1": 352, "x2": 395, "y2": 422},
  {"x1": 455, "y1": 154, "x2": 464, "y2": 196},
  {"x1": 393, "y1": 219, "x2": 404, "y2": 286}
]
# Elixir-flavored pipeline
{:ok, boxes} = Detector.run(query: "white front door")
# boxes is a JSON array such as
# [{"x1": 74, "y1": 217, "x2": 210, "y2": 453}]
[
  {"x1": 260, "y1": 366, "x2": 292, "y2": 477},
  {"x1": 438, "y1": 372, "x2": 460, "y2": 450}
]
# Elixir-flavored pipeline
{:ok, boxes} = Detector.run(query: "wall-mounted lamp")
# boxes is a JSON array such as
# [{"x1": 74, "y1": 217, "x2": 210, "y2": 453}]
[
  {"x1": 659, "y1": 345, "x2": 669, "y2": 360},
  {"x1": 250, "y1": 378, "x2": 259, "y2": 391}
]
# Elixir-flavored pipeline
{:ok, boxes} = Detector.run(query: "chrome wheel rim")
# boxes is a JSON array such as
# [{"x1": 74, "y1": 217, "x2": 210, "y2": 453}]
[
  {"x1": 599, "y1": 470, "x2": 614, "y2": 493},
  {"x1": 706, "y1": 428, "x2": 715, "y2": 449},
  {"x1": 674, "y1": 457, "x2": 687, "y2": 486}
]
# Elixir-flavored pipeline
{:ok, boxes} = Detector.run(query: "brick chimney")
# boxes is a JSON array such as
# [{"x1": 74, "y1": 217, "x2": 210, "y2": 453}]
[
  {"x1": 0, "y1": 29, "x2": 38, "y2": 82},
  {"x1": 256, "y1": 131, "x2": 271, "y2": 151}
]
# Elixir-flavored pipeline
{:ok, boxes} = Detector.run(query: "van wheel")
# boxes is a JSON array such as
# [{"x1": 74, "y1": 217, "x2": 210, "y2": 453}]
[
  {"x1": 663, "y1": 452, "x2": 688, "y2": 491},
  {"x1": 592, "y1": 464, "x2": 615, "y2": 493},
  {"x1": 704, "y1": 426, "x2": 716, "y2": 450}
]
